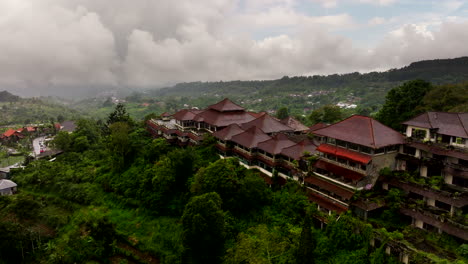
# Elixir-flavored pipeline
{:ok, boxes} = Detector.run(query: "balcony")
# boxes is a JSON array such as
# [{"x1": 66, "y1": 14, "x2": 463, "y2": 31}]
[{"x1": 321, "y1": 157, "x2": 366, "y2": 174}]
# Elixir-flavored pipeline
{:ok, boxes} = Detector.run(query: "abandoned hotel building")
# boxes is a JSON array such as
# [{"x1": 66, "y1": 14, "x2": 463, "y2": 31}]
[{"x1": 147, "y1": 99, "x2": 468, "y2": 244}]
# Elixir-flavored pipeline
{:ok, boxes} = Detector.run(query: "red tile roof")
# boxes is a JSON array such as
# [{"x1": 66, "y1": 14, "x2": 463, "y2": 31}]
[
  {"x1": 160, "y1": 112, "x2": 171, "y2": 117},
  {"x1": 231, "y1": 126, "x2": 272, "y2": 149},
  {"x1": 314, "y1": 159, "x2": 365, "y2": 181},
  {"x1": 403, "y1": 112, "x2": 468, "y2": 138},
  {"x1": 3, "y1": 129, "x2": 17, "y2": 137},
  {"x1": 280, "y1": 139, "x2": 318, "y2": 160},
  {"x1": 208, "y1": 98, "x2": 245, "y2": 112},
  {"x1": 213, "y1": 124, "x2": 245, "y2": 140},
  {"x1": 304, "y1": 175, "x2": 355, "y2": 200},
  {"x1": 257, "y1": 133, "x2": 296, "y2": 155},
  {"x1": 313, "y1": 115, "x2": 405, "y2": 149},
  {"x1": 317, "y1": 143, "x2": 372, "y2": 164},
  {"x1": 193, "y1": 109, "x2": 255, "y2": 127},
  {"x1": 309, "y1": 123, "x2": 328, "y2": 132},
  {"x1": 25, "y1": 126, "x2": 36, "y2": 132},
  {"x1": 241, "y1": 114, "x2": 294, "y2": 134},
  {"x1": 280, "y1": 117, "x2": 309, "y2": 132}
]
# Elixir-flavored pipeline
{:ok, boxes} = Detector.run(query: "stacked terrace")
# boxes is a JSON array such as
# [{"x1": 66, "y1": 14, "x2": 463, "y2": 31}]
[
  {"x1": 387, "y1": 112, "x2": 468, "y2": 240},
  {"x1": 308, "y1": 115, "x2": 405, "y2": 214}
]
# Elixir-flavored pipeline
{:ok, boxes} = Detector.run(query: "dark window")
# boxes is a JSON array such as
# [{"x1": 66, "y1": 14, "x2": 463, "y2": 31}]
[
  {"x1": 348, "y1": 142, "x2": 359, "y2": 151},
  {"x1": 459, "y1": 159, "x2": 468, "y2": 167},
  {"x1": 403, "y1": 146, "x2": 416, "y2": 156},
  {"x1": 375, "y1": 148, "x2": 385, "y2": 154},
  {"x1": 412, "y1": 128, "x2": 427, "y2": 139},
  {"x1": 453, "y1": 176, "x2": 468, "y2": 188},
  {"x1": 435, "y1": 200, "x2": 451, "y2": 212},
  {"x1": 360, "y1": 146, "x2": 372, "y2": 154},
  {"x1": 386, "y1": 145, "x2": 399, "y2": 153},
  {"x1": 336, "y1": 140, "x2": 347, "y2": 148}
]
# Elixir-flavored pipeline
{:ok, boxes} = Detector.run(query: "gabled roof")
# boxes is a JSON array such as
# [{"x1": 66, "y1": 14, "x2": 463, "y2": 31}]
[
  {"x1": 231, "y1": 126, "x2": 272, "y2": 149},
  {"x1": 160, "y1": 112, "x2": 171, "y2": 117},
  {"x1": 25, "y1": 126, "x2": 36, "y2": 132},
  {"x1": 280, "y1": 117, "x2": 309, "y2": 132},
  {"x1": 213, "y1": 124, "x2": 245, "y2": 141},
  {"x1": 3, "y1": 129, "x2": 17, "y2": 137},
  {"x1": 193, "y1": 109, "x2": 255, "y2": 127},
  {"x1": 317, "y1": 143, "x2": 372, "y2": 164},
  {"x1": 257, "y1": 134, "x2": 296, "y2": 155},
  {"x1": 0, "y1": 179, "x2": 17, "y2": 190},
  {"x1": 313, "y1": 115, "x2": 405, "y2": 149},
  {"x1": 309, "y1": 123, "x2": 328, "y2": 132},
  {"x1": 173, "y1": 109, "x2": 202, "y2": 121},
  {"x1": 280, "y1": 139, "x2": 318, "y2": 160},
  {"x1": 241, "y1": 114, "x2": 294, "y2": 134},
  {"x1": 402, "y1": 112, "x2": 468, "y2": 138},
  {"x1": 208, "y1": 98, "x2": 245, "y2": 112}
]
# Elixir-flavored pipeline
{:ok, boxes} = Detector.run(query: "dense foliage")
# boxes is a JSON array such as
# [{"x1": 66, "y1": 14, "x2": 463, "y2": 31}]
[{"x1": 2, "y1": 86, "x2": 467, "y2": 263}]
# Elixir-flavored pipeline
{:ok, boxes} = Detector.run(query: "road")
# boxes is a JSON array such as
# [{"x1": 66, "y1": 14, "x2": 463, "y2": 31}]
[{"x1": 32, "y1": 136, "x2": 48, "y2": 156}]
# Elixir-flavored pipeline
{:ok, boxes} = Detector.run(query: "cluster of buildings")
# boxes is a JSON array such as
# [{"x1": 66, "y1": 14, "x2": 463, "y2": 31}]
[
  {"x1": 0, "y1": 121, "x2": 77, "y2": 144},
  {"x1": 147, "y1": 99, "x2": 467, "y2": 244},
  {"x1": 0, "y1": 126, "x2": 37, "y2": 143}
]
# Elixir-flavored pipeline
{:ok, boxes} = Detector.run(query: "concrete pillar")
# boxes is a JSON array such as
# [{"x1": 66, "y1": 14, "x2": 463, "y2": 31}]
[
  {"x1": 415, "y1": 149, "x2": 421, "y2": 158},
  {"x1": 415, "y1": 219, "x2": 424, "y2": 229},
  {"x1": 385, "y1": 247, "x2": 391, "y2": 255},
  {"x1": 445, "y1": 174, "x2": 453, "y2": 184},
  {"x1": 382, "y1": 183, "x2": 389, "y2": 190},
  {"x1": 370, "y1": 238, "x2": 375, "y2": 247},
  {"x1": 401, "y1": 253, "x2": 409, "y2": 264},
  {"x1": 420, "y1": 166, "x2": 427, "y2": 177},
  {"x1": 450, "y1": 206, "x2": 455, "y2": 217},
  {"x1": 426, "y1": 198, "x2": 435, "y2": 207}
]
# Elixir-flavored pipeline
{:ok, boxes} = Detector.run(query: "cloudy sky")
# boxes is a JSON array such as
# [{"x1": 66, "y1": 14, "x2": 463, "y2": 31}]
[{"x1": 1, "y1": 0, "x2": 468, "y2": 96}]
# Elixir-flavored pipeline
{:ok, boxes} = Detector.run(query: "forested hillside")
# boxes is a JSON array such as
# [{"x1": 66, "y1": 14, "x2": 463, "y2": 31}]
[
  {"x1": 145, "y1": 57, "x2": 468, "y2": 116},
  {"x1": 0, "y1": 91, "x2": 83, "y2": 126}
]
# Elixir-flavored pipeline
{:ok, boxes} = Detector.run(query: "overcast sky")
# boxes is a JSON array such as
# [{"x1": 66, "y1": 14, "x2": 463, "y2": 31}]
[{"x1": 1, "y1": 0, "x2": 468, "y2": 96}]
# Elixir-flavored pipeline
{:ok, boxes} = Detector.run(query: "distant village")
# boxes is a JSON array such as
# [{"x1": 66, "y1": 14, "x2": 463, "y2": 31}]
[
  {"x1": 0, "y1": 120, "x2": 76, "y2": 195},
  {"x1": 148, "y1": 98, "x2": 468, "y2": 260}
]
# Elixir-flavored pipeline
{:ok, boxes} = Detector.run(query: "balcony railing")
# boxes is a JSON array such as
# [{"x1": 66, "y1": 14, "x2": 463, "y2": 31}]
[{"x1": 321, "y1": 157, "x2": 366, "y2": 174}]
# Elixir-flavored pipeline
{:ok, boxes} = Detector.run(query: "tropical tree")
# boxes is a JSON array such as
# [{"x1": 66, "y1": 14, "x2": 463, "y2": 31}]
[
  {"x1": 376, "y1": 79, "x2": 432, "y2": 130},
  {"x1": 182, "y1": 192, "x2": 225, "y2": 264}
]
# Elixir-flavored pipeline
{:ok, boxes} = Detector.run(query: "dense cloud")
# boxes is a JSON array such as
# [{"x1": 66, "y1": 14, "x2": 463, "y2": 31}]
[{"x1": 1, "y1": 0, "x2": 468, "y2": 96}]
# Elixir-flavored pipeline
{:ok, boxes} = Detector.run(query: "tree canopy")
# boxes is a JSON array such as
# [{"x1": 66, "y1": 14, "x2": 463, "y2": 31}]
[{"x1": 376, "y1": 79, "x2": 432, "y2": 130}]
